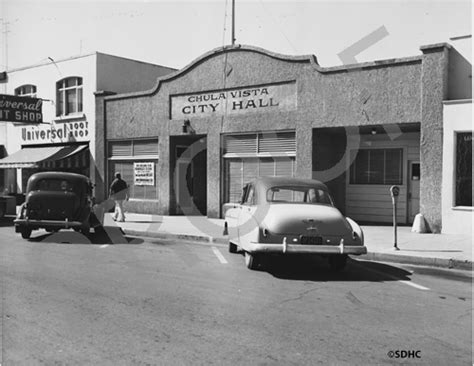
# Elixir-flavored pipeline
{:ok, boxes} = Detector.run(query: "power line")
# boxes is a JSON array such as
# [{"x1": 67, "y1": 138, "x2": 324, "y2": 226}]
[{"x1": 257, "y1": 0, "x2": 298, "y2": 54}]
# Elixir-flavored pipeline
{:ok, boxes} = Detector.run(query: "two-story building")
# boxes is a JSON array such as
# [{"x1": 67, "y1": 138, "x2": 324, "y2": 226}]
[{"x1": 0, "y1": 52, "x2": 176, "y2": 201}]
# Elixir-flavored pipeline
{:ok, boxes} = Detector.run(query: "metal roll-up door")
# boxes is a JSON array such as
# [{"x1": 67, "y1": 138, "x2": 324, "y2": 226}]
[
  {"x1": 226, "y1": 159, "x2": 243, "y2": 203},
  {"x1": 223, "y1": 132, "x2": 297, "y2": 204},
  {"x1": 259, "y1": 157, "x2": 275, "y2": 177}
]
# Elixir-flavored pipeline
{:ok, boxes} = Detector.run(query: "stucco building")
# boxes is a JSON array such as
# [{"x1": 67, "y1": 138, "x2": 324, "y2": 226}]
[{"x1": 95, "y1": 40, "x2": 471, "y2": 233}]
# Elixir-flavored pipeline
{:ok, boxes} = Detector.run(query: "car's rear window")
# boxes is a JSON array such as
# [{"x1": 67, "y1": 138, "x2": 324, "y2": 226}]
[
  {"x1": 266, "y1": 186, "x2": 334, "y2": 206},
  {"x1": 34, "y1": 179, "x2": 77, "y2": 192}
]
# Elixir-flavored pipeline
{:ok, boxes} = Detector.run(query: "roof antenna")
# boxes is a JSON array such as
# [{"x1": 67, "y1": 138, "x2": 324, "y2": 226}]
[{"x1": 231, "y1": 0, "x2": 236, "y2": 45}]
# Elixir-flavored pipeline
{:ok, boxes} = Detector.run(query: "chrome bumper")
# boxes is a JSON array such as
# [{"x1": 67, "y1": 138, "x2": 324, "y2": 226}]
[
  {"x1": 14, "y1": 218, "x2": 83, "y2": 229},
  {"x1": 249, "y1": 239, "x2": 367, "y2": 255}
]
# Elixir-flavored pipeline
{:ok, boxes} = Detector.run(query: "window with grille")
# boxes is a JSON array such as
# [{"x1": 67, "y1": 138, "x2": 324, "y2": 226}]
[
  {"x1": 15, "y1": 84, "x2": 37, "y2": 97},
  {"x1": 224, "y1": 131, "x2": 296, "y2": 155},
  {"x1": 350, "y1": 148, "x2": 403, "y2": 185},
  {"x1": 455, "y1": 132, "x2": 472, "y2": 206},
  {"x1": 108, "y1": 139, "x2": 159, "y2": 200},
  {"x1": 56, "y1": 77, "x2": 83, "y2": 116}
]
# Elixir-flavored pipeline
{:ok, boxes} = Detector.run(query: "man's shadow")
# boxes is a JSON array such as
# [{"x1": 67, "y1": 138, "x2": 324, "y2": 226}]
[{"x1": 28, "y1": 225, "x2": 144, "y2": 245}]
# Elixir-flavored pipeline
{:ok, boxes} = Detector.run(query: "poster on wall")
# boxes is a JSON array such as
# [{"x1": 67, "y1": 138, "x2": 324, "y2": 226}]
[{"x1": 134, "y1": 162, "x2": 154, "y2": 186}]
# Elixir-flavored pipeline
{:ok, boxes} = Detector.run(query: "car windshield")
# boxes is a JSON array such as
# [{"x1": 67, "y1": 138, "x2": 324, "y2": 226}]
[
  {"x1": 266, "y1": 186, "x2": 334, "y2": 206},
  {"x1": 35, "y1": 179, "x2": 76, "y2": 192}
]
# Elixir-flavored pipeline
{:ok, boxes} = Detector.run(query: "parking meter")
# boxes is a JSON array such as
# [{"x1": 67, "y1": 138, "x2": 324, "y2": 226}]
[{"x1": 390, "y1": 186, "x2": 400, "y2": 250}]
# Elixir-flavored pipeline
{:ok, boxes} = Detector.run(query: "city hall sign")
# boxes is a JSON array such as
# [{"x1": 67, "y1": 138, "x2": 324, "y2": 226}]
[{"x1": 171, "y1": 82, "x2": 297, "y2": 119}]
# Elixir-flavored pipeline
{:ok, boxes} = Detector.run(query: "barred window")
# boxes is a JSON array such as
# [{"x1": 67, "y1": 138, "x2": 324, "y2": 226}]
[
  {"x1": 350, "y1": 148, "x2": 403, "y2": 185},
  {"x1": 56, "y1": 77, "x2": 83, "y2": 116},
  {"x1": 455, "y1": 132, "x2": 472, "y2": 206},
  {"x1": 108, "y1": 139, "x2": 159, "y2": 200}
]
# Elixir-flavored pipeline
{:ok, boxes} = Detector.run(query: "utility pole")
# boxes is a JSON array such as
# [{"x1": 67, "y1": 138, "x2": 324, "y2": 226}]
[
  {"x1": 231, "y1": 0, "x2": 235, "y2": 45},
  {"x1": 0, "y1": 19, "x2": 9, "y2": 93}
]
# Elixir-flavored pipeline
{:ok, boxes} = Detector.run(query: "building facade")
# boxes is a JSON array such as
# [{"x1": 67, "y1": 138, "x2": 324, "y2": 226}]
[
  {"x1": 94, "y1": 41, "x2": 472, "y2": 233},
  {"x1": 441, "y1": 35, "x2": 472, "y2": 234},
  {"x1": 0, "y1": 52, "x2": 175, "y2": 198}
]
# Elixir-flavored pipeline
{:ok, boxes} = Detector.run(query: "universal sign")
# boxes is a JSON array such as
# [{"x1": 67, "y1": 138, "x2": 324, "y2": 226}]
[
  {"x1": 21, "y1": 121, "x2": 90, "y2": 145},
  {"x1": 171, "y1": 82, "x2": 297, "y2": 119},
  {"x1": 0, "y1": 94, "x2": 43, "y2": 124}
]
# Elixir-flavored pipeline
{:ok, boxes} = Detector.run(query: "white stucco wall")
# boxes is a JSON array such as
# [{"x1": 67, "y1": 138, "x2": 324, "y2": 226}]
[{"x1": 442, "y1": 100, "x2": 473, "y2": 234}]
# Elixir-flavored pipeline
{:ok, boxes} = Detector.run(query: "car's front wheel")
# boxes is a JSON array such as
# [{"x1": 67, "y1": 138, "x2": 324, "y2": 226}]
[
  {"x1": 20, "y1": 228, "x2": 32, "y2": 239},
  {"x1": 244, "y1": 252, "x2": 260, "y2": 270},
  {"x1": 328, "y1": 254, "x2": 348, "y2": 271}
]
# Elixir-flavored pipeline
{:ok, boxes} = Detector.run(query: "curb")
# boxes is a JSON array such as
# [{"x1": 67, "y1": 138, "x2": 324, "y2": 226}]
[
  {"x1": 123, "y1": 229, "x2": 229, "y2": 245},
  {"x1": 122, "y1": 229, "x2": 472, "y2": 271},
  {"x1": 360, "y1": 252, "x2": 473, "y2": 271}
]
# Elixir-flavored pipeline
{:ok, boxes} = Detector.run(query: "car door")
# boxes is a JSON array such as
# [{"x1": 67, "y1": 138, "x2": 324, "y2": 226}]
[
  {"x1": 224, "y1": 185, "x2": 248, "y2": 244},
  {"x1": 237, "y1": 184, "x2": 258, "y2": 250}
]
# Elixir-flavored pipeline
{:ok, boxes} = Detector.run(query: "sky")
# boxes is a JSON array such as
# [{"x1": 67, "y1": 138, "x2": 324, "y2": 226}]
[{"x1": 1, "y1": 0, "x2": 472, "y2": 71}]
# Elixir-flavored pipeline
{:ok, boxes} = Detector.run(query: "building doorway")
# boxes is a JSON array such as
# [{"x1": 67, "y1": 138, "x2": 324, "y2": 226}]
[
  {"x1": 408, "y1": 161, "x2": 420, "y2": 223},
  {"x1": 170, "y1": 135, "x2": 207, "y2": 215}
]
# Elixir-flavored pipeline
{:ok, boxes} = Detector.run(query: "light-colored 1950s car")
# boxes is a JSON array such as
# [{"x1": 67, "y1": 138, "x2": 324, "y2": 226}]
[{"x1": 223, "y1": 177, "x2": 367, "y2": 271}]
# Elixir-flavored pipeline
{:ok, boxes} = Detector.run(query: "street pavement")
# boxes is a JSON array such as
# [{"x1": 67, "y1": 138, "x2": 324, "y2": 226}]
[
  {"x1": 0, "y1": 225, "x2": 472, "y2": 365},
  {"x1": 104, "y1": 212, "x2": 473, "y2": 271}
]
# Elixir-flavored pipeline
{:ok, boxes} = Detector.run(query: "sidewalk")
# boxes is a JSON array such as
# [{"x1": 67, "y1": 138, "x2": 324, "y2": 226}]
[{"x1": 106, "y1": 213, "x2": 473, "y2": 271}]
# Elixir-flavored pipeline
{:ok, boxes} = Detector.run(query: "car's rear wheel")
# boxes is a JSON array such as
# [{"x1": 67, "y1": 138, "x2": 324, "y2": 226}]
[
  {"x1": 229, "y1": 241, "x2": 238, "y2": 253},
  {"x1": 245, "y1": 252, "x2": 260, "y2": 270},
  {"x1": 328, "y1": 254, "x2": 348, "y2": 271},
  {"x1": 20, "y1": 228, "x2": 32, "y2": 239}
]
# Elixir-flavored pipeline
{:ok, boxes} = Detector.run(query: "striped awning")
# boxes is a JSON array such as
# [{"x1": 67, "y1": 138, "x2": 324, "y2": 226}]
[{"x1": 0, "y1": 144, "x2": 89, "y2": 169}]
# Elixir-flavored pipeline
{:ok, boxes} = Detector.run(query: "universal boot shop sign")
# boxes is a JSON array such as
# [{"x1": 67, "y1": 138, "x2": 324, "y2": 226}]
[
  {"x1": 171, "y1": 82, "x2": 297, "y2": 119},
  {"x1": 0, "y1": 94, "x2": 43, "y2": 123},
  {"x1": 21, "y1": 121, "x2": 90, "y2": 145}
]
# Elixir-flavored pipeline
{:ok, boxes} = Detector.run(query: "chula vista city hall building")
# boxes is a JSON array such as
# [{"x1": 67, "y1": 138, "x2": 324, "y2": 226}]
[{"x1": 94, "y1": 41, "x2": 471, "y2": 234}]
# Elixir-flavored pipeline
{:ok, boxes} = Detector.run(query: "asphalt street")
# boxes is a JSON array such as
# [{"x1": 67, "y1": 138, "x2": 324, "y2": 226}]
[{"x1": 0, "y1": 223, "x2": 472, "y2": 365}]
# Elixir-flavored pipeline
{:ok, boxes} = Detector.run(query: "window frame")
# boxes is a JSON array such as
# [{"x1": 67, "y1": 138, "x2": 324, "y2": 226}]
[
  {"x1": 454, "y1": 131, "x2": 472, "y2": 207},
  {"x1": 107, "y1": 138, "x2": 159, "y2": 201},
  {"x1": 56, "y1": 76, "x2": 83, "y2": 117},
  {"x1": 15, "y1": 84, "x2": 37, "y2": 97},
  {"x1": 349, "y1": 148, "x2": 404, "y2": 185}
]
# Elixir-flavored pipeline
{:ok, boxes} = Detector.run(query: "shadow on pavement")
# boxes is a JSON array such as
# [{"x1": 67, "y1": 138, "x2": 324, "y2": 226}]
[
  {"x1": 0, "y1": 216, "x2": 15, "y2": 227},
  {"x1": 259, "y1": 255, "x2": 413, "y2": 282},
  {"x1": 124, "y1": 220, "x2": 163, "y2": 224},
  {"x1": 27, "y1": 225, "x2": 144, "y2": 245}
]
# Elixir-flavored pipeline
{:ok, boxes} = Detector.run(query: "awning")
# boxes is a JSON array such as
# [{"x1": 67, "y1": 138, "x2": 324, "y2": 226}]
[{"x1": 0, "y1": 144, "x2": 89, "y2": 169}]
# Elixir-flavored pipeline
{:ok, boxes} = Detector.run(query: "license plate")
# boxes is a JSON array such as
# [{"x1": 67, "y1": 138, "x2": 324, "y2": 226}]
[{"x1": 300, "y1": 236, "x2": 323, "y2": 245}]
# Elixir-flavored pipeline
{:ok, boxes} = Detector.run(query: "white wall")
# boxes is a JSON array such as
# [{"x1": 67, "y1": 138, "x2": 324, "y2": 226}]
[{"x1": 442, "y1": 100, "x2": 473, "y2": 234}]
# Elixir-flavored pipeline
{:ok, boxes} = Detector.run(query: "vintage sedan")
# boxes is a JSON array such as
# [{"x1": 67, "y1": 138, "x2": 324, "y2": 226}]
[
  {"x1": 14, "y1": 172, "x2": 101, "y2": 239},
  {"x1": 223, "y1": 177, "x2": 367, "y2": 270}
]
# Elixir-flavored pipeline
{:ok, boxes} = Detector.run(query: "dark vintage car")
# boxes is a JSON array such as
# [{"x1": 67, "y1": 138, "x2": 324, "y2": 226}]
[
  {"x1": 14, "y1": 172, "x2": 101, "y2": 239},
  {"x1": 223, "y1": 177, "x2": 367, "y2": 271}
]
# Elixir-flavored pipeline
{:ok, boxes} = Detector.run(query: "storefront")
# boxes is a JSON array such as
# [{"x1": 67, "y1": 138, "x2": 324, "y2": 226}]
[
  {"x1": 0, "y1": 120, "x2": 91, "y2": 194},
  {"x1": 97, "y1": 43, "x2": 456, "y2": 232}
]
